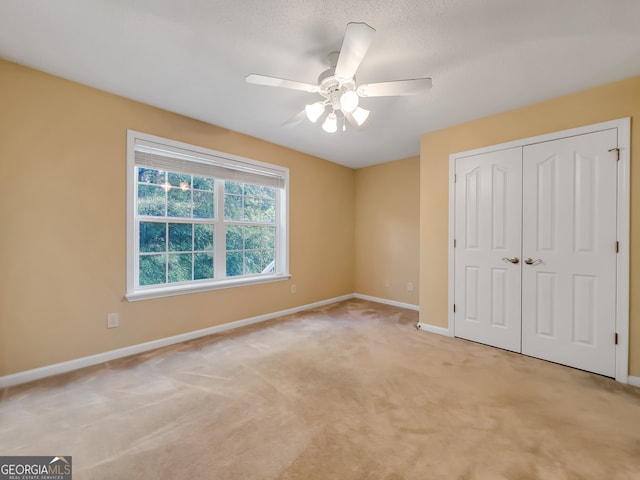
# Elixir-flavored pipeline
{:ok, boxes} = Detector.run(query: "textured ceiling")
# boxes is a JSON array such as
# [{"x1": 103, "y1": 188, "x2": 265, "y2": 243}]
[{"x1": 1, "y1": 0, "x2": 639, "y2": 168}]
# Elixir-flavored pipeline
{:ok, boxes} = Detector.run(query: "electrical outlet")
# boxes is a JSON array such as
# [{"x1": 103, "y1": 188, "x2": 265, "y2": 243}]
[
  {"x1": 407, "y1": 282, "x2": 413, "y2": 292},
  {"x1": 291, "y1": 284, "x2": 297, "y2": 294},
  {"x1": 107, "y1": 313, "x2": 120, "y2": 329}
]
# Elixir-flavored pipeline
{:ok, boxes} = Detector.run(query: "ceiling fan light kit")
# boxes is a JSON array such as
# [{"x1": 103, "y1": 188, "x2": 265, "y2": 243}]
[
  {"x1": 246, "y1": 22, "x2": 432, "y2": 134},
  {"x1": 351, "y1": 106, "x2": 370, "y2": 126},
  {"x1": 322, "y1": 112, "x2": 338, "y2": 133},
  {"x1": 305, "y1": 102, "x2": 326, "y2": 123},
  {"x1": 339, "y1": 90, "x2": 359, "y2": 113}
]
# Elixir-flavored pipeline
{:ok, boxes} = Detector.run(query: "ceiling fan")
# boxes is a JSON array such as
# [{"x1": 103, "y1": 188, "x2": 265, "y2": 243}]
[{"x1": 245, "y1": 22, "x2": 432, "y2": 133}]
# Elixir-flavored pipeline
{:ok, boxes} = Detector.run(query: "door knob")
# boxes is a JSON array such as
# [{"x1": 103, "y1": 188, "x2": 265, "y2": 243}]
[
  {"x1": 525, "y1": 258, "x2": 542, "y2": 265},
  {"x1": 502, "y1": 257, "x2": 520, "y2": 264}
]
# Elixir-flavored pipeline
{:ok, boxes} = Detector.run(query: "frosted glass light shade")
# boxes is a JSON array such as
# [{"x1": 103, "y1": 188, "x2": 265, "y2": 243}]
[
  {"x1": 352, "y1": 107, "x2": 370, "y2": 126},
  {"x1": 322, "y1": 113, "x2": 338, "y2": 133},
  {"x1": 339, "y1": 90, "x2": 359, "y2": 113},
  {"x1": 305, "y1": 102, "x2": 325, "y2": 123}
]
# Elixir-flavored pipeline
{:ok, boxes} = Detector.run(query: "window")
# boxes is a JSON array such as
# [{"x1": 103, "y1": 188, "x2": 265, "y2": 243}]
[{"x1": 126, "y1": 131, "x2": 289, "y2": 301}]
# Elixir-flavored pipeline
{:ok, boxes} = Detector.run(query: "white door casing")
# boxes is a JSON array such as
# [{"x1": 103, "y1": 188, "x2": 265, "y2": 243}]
[
  {"x1": 521, "y1": 129, "x2": 618, "y2": 377},
  {"x1": 454, "y1": 147, "x2": 522, "y2": 353}
]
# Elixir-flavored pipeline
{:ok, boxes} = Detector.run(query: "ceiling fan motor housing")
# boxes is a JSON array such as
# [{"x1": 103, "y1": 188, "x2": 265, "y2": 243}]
[{"x1": 318, "y1": 67, "x2": 356, "y2": 109}]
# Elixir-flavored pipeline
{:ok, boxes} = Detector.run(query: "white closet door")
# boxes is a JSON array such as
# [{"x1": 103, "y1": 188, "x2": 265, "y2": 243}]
[
  {"x1": 521, "y1": 129, "x2": 618, "y2": 377},
  {"x1": 454, "y1": 147, "x2": 522, "y2": 352}
]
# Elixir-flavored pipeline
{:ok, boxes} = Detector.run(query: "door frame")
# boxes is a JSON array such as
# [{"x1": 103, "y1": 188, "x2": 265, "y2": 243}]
[{"x1": 447, "y1": 118, "x2": 631, "y2": 383}]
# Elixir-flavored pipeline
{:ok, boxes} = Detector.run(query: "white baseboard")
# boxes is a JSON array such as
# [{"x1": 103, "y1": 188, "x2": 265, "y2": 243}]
[
  {"x1": 352, "y1": 293, "x2": 419, "y2": 311},
  {"x1": 0, "y1": 294, "x2": 353, "y2": 389},
  {"x1": 416, "y1": 322, "x2": 452, "y2": 337},
  {"x1": 5, "y1": 292, "x2": 630, "y2": 390}
]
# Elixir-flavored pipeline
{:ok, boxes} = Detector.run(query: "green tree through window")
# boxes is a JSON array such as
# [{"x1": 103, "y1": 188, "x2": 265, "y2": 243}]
[
  {"x1": 137, "y1": 168, "x2": 215, "y2": 286},
  {"x1": 224, "y1": 181, "x2": 276, "y2": 277}
]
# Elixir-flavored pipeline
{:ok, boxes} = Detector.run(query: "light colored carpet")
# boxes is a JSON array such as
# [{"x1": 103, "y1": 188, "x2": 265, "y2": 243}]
[{"x1": 1, "y1": 299, "x2": 640, "y2": 479}]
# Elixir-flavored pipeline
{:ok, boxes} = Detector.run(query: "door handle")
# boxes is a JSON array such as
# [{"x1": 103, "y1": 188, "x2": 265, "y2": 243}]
[
  {"x1": 525, "y1": 258, "x2": 542, "y2": 265},
  {"x1": 502, "y1": 257, "x2": 520, "y2": 264}
]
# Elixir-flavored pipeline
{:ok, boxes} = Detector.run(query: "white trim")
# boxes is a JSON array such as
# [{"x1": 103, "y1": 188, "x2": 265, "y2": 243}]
[
  {"x1": 449, "y1": 118, "x2": 629, "y2": 159},
  {"x1": 0, "y1": 294, "x2": 352, "y2": 389},
  {"x1": 126, "y1": 132, "x2": 136, "y2": 299},
  {"x1": 126, "y1": 273, "x2": 291, "y2": 301},
  {"x1": 615, "y1": 118, "x2": 631, "y2": 383},
  {"x1": 448, "y1": 118, "x2": 631, "y2": 383},
  {"x1": 447, "y1": 154, "x2": 456, "y2": 338},
  {"x1": 352, "y1": 293, "x2": 419, "y2": 311},
  {"x1": 628, "y1": 376, "x2": 640, "y2": 388},
  {"x1": 416, "y1": 322, "x2": 453, "y2": 337}
]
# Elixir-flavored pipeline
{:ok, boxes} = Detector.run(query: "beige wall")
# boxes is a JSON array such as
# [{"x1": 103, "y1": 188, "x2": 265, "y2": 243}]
[
  {"x1": 0, "y1": 59, "x2": 355, "y2": 376},
  {"x1": 354, "y1": 157, "x2": 419, "y2": 305},
  {"x1": 419, "y1": 75, "x2": 640, "y2": 376}
]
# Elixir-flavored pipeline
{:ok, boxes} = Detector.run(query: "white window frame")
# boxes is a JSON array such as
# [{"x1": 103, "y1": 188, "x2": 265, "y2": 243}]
[{"x1": 126, "y1": 130, "x2": 290, "y2": 301}]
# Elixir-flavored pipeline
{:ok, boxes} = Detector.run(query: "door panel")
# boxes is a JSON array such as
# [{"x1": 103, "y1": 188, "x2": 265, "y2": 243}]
[
  {"x1": 535, "y1": 272, "x2": 556, "y2": 337},
  {"x1": 454, "y1": 148, "x2": 522, "y2": 352},
  {"x1": 535, "y1": 155, "x2": 557, "y2": 251},
  {"x1": 521, "y1": 129, "x2": 617, "y2": 377}
]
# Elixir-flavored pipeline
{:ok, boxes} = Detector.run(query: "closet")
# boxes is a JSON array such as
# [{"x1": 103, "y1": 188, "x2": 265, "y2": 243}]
[{"x1": 451, "y1": 120, "x2": 628, "y2": 378}]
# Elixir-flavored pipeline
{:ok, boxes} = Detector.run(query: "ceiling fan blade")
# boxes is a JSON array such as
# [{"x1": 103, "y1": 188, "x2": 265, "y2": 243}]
[
  {"x1": 334, "y1": 22, "x2": 376, "y2": 82},
  {"x1": 357, "y1": 78, "x2": 432, "y2": 97},
  {"x1": 246, "y1": 74, "x2": 319, "y2": 93},
  {"x1": 281, "y1": 109, "x2": 308, "y2": 128}
]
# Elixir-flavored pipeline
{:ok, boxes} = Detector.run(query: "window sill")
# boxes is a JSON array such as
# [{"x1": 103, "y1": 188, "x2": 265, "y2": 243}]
[{"x1": 126, "y1": 273, "x2": 291, "y2": 302}]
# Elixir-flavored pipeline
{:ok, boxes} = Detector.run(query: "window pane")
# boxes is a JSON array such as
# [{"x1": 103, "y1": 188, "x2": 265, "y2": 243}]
[
  {"x1": 193, "y1": 176, "x2": 214, "y2": 191},
  {"x1": 138, "y1": 184, "x2": 165, "y2": 216},
  {"x1": 194, "y1": 224, "x2": 214, "y2": 251},
  {"x1": 138, "y1": 168, "x2": 165, "y2": 185},
  {"x1": 169, "y1": 253, "x2": 193, "y2": 283},
  {"x1": 168, "y1": 172, "x2": 191, "y2": 188},
  {"x1": 261, "y1": 199, "x2": 276, "y2": 223},
  {"x1": 225, "y1": 181, "x2": 242, "y2": 195},
  {"x1": 264, "y1": 187, "x2": 276, "y2": 200},
  {"x1": 245, "y1": 226, "x2": 261, "y2": 249},
  {"x1": 194, "y1": 253, "x2": 214, "y2": 280},
  {"x1": 226, "y1": 225, "x2": 243, "y2": 250},
  {"x1": 224, "y1": 194, "x2": 243, "y2": 221},
  {"x1": 243, "y1": 184, "x2": 259, "y2": 196},
  {"x1": 193, "y1": 190, "x2": 214, "y2": 219},
  {"x1": 245, "y1": 250, "x2": 262, "y2": 274},
  {"x1": 140, "y1": 222, "x2": 166, "y2": 253},
  {"x1": 244, "y1": 196, "x2": 261, "y2": 222},
  {"x1": 263, "y1": 226, "x2": 276, "y2": 249},
  {"x1": 226, "y1": 251, "x2": 244, "y2": 277},
  {"x1": 262, "y1": 249, "x2": 275, "y2": 272},
  {"x1": 168, "y1": 223, "x2": 193, "y2": 252},
  {"x1": 168, "y1": 188, "x2": 191, "y2": 217},
  {"x1": 140, "y1": 254, "x2": 166, "y2": 286}
]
